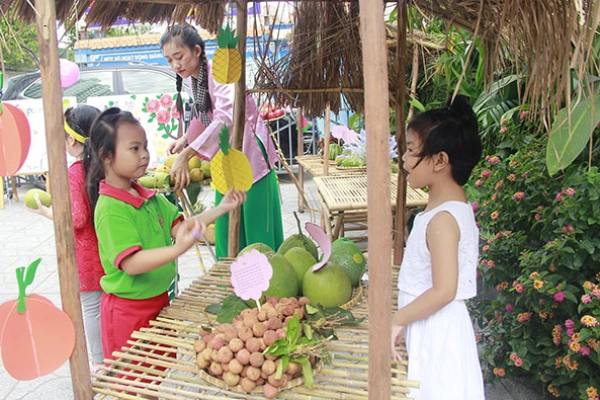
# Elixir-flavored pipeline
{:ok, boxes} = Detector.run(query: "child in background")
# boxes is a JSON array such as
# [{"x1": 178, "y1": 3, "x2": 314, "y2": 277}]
[
  {"x1": 391, "y1": 95, "x2": 485, "y2": 399},
  {"x1": 27, "y1": 105, "x2": 105, "y2": 371},
  {"x1": 86, "y1": 107, "x2": 246, "y2": 364}
]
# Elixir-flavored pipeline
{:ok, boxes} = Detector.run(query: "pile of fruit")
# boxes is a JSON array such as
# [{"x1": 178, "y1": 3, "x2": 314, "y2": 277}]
[
  {"x1": 198, "y1": 219, "x2": 368, "y2": 396},
  {"x1": 259, "y1": 103, "x2": 286, "y2": 121},
  {"x1": 138, "y1": 154, "x2": 211, "y2": 190},
  {"x1": 195, "y1": 297, "x2": 322, "y2": 398}
]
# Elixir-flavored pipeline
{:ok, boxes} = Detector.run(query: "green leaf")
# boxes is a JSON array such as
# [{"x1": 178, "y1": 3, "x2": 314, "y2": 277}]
[
  {"x1": 204, "y1": 302, "x2": 222, "y2": 315},
  {"x1": 286, "y1": 315, "x2": 301, "y2": 347},
  {"x1": 547, "y1": 93, "x2": 600, "y2": 176},
  {"x1": 299, "y1": 356, "x2": 314, "y2": 389},
  {"x1": 162, "y1": 134, "x2": 169, "y2": 139},
  {"x1": 24, "y1": 258, "x2": 41, "y2": 286},
  {"x1": 205, "y1": 295, "x2": 249, "y2": 323}
]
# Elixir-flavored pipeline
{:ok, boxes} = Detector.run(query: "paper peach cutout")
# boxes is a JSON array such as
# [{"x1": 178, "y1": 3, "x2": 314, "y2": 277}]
[
  {"x1": 230, "y1": 249, "x2": 273, "y2": 302},
  {"x1": 0, "y1": 258, "x2": 76, "y2": 380},
  {"x1": 305, "y1": 223, "x2": 331, "y2": 272}
]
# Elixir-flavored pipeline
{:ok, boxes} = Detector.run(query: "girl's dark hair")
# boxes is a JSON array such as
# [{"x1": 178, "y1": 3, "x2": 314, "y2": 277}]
[
  {"x1": 65, "y1": 105, "x2": 101, "y2": 176},
  {"x1": 160, "y1": 23, "x2": 205, "y2": 115},
  {"x1": 86, "y1": 107, "x2": 141, "y2": 215},
  {"x1": 407, "y1": 95, "x2": 482, "y2": 185}
]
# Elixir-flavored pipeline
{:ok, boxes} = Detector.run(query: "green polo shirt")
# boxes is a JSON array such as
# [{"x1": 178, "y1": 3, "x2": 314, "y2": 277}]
[{"x1": 95, "y1": 180, "x2": 183, "y2": 299}]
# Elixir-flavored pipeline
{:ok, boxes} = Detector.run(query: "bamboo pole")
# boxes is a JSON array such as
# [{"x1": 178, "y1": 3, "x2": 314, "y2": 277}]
[
  {"x1": 358, "y1": 0, "x2": 392, "y2": 398},
  {"x1": 33, "y1": 0, "x2": 93, "y2": 397},
  {"x1": 393, "y1": 1, "x2": 408, "y2": 265},
  {"x1": 323, "y1": 102, "x2": 331, "y2": 176},
  {"x1": 297, "y1": 105, "x2": 305, "y2": 212},
  {"x1": 228, "y1": 0, "x2": 247, "y2": 257}
]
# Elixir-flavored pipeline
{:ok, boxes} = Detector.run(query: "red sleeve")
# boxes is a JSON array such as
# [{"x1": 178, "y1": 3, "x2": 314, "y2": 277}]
[
  {"x1": 172, "y1": 214, "x2": 185, "y2": 229},
  {"x1": 68, "y1": 162, "x2": 93, "y2": 230}
]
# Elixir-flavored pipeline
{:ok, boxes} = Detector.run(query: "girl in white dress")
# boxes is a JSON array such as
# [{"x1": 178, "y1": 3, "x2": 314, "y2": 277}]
[{"x1": 392, "y1": 95, "x2": 485, "y2": 399}]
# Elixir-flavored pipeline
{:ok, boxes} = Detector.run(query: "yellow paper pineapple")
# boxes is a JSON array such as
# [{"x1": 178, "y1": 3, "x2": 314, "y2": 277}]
[
  {"x1": 212, "y1": 25, "x2": 242, "y2": 84},
  {"x1": 210, "y1": 126, "x2": 253, "y2": 195}
]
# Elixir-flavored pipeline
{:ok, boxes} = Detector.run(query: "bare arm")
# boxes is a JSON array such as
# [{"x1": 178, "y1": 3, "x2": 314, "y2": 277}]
[
  {"x1": 393, "y1": 211, "x2": 460, "y2": 326},
  {"x1": 392, "y1": 212, "x2": 460, "y2": 360}
]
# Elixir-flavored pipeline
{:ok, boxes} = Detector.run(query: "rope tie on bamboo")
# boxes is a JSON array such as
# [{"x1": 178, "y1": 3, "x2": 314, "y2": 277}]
[{"x1": 64, "y1": 120, "x2": 86, "y2": 143}]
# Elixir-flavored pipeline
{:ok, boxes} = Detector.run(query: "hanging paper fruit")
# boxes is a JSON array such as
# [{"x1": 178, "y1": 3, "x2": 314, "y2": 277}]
[
  {"x1": 212, "y1": 25, "x2": 242, "y2": 84},
  {"x1": 0, "y1": 258, "x2": 76, "y2": 380},
  {"x1": 0, "y1": 103, "x2": 31, "y2": 176},
  {"x1": 210, "y1": 125, "x2": 253, "y2": 195}
]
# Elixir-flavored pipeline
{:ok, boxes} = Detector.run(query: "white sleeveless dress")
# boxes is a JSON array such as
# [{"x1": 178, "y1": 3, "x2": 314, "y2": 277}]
[{"x1": 397, "y1": 201, "x2": 485, "y2": 400}]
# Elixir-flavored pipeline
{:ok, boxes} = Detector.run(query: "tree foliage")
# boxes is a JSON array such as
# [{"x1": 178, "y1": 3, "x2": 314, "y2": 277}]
[{"x1": 0, "y1": 16, "x2": 39, "y2": 71}]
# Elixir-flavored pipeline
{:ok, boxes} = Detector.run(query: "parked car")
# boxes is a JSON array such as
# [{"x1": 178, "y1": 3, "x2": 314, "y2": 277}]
[{"x1": 3, "y1": 64, "x2": 192, "y2": 104}]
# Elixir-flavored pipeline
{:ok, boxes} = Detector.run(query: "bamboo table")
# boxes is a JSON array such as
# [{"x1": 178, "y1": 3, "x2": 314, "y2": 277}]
[
  {"x1": 91, "y1": 262, "x2": 418, "y2": 399},
  {"x1": 295, "y1": 155, "x2": 366, "y2": 212},
  {"x1": 313, "y1": 174, "x2": 429, "y2": 240}
]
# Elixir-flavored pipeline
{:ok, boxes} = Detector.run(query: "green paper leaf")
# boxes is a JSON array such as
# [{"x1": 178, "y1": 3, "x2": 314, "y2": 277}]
[{"x1": 218, "y1": 125, "x2": 231, "y2": 155}]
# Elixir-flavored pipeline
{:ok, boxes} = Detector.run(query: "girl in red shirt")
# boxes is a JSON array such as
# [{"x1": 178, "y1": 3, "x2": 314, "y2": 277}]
[{"x1": 27, "y1": 105, "x2": 105, "y2": 372}]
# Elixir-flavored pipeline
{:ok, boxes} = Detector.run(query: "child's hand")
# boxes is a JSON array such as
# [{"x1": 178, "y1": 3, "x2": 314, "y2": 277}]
[
  {"x1": 219, "y1": 189, "x2": 247, "y2": 211},
  {"x1": 174, "y1": 218, "x2": 206, "y2": 252},
  {"x1": 391, "y1": 325, "x2": 405, "y2": 362},
  {"x1": 26, "y1": 194, "x2": 53, "y2": 220}
]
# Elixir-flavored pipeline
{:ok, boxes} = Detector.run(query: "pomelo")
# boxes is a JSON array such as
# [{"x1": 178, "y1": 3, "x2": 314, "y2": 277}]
[
  {"x1": 329, "y1": 237, "x2": 366, "y2": 287},
  {"x1": 238, "y1": 242, "x2": 275, "y2": 257},
  {"x1": 247, "y1": 253, "x2": 298, "y2": 307},
  {"x1": 277, "y1": 212, "x2": 318, "y2": 260},
  {"x1": 283, "y1": 247, "x2": 317, "y2": 294},
  {"x1": 302, "y1": 262, "x2": 352, "y2": 308},
  {"x1": 24, "y1": 189, "x2": 52, "y2": 210}
]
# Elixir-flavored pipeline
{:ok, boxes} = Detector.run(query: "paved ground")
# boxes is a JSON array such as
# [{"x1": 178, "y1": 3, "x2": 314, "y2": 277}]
[{"x1": 0, "y1": 173, "x2": 541, "y2": 399}]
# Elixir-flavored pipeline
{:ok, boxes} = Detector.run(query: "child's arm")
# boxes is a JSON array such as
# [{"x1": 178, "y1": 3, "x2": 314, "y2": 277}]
[
  {"x1": 393, "y1": 213, "x2": 460, "y2": 325},
  {"x1": 171, "y1": 188, "x2": 247, "y2": 238},
  {"x1": 119, "y1": 218, "x2": 206, "y2": 275}
]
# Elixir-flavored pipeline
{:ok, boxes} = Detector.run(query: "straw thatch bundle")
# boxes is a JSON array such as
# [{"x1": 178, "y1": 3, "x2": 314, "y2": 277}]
[{"x1": 2, "y1": 0, "x2": 598, "y2": 121}]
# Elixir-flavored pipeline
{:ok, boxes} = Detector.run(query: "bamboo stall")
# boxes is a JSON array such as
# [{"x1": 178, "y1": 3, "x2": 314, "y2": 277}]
[{"x1": 2, "y1": 0, "x2": 598, "y2": 398}]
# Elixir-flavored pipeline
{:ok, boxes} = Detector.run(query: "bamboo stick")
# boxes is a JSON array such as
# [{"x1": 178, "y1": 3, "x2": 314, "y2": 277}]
[
  {"x1": 33, "y1": 0, "x2": 93, "y2": 397},
  {"x1": 323, "y1": 102, "x2": 331, "y2": 176}
]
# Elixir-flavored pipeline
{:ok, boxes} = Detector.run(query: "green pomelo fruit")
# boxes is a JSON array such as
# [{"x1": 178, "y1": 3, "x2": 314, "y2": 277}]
[
  {"x1": 247, "y1": 253, "x2": 298, "y2": 307},
  {"x1": 303, "y1": 262, "x2": 352, "y2": 308},
  {"x1": 283, "y1": 247, "x2": 317, "y2": 294},
  {"x1": 200, "y1": 161, "x2": 211, "y2": 178},
  {"x1": 24, "y1": 189, "x2": 52, "y2": 209},
  {"x1": 329, "y1": 237, "x2": 367, "y2": 287},
  {"x1": 238, "y1": 242, "x2": 275, "y2": 257},
  {"x1": 277, "y1": 212, "x2": 318, "y2": 260}
]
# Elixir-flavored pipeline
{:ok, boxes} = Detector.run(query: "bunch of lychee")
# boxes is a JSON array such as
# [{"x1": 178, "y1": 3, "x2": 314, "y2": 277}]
[{"x1": 194, "y1": 296, "x2": 311, "y2": 398}]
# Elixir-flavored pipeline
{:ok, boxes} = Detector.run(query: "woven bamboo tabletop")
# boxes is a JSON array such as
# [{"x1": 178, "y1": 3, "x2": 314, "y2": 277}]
[
  {"x1": 295, "y1": 155, "x2": 366, "y2": 177},
  {"x1": 314, "y1": 174, "x2": 428, "y2": 212},
  {"x1": 92, "y1": 262, "x2": 417, "y2": 399}
]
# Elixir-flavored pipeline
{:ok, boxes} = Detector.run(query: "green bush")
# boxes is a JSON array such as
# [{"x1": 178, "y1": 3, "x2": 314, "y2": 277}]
[{"x1": 467, "y1": 118, "x2": 600, "y2": 399}]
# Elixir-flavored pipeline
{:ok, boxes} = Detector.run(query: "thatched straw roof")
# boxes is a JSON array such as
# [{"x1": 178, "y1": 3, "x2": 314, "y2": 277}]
[{"x1": 2, "y1": 0, "x2": 599, "y2": 120}]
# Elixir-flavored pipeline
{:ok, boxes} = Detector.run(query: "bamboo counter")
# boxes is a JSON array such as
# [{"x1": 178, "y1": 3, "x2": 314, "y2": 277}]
[
  {"x1": 313, "y1": 174, "x2": 429, "y2": 240},
  {"x1": 295, "y1": 155, "x2": 366, "y2": 213},
  {"x1": 92, "y1": 262, "x2": 417, "y2": 399}
]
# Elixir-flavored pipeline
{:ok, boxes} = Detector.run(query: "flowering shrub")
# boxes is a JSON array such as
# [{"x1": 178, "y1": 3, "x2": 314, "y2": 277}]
[
  {"x1": 141, "y1": 93, "x2": 181, "y2": 139},
  {"x1": 467, "y1": 117, "x2": 600, "y2": 399}
]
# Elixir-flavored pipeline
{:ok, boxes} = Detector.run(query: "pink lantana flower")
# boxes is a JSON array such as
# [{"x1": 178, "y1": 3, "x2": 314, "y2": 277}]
[{"x1": 553, "y1": 292, "x2": 565, "y2": 302}]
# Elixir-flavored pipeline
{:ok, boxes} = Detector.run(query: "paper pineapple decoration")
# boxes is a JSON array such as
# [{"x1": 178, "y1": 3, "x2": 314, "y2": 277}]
[
  {"x1": 0, "y1": 258, "x2": 76, "y2": 380},
  {"x1": 212, "y1": 25, "x2": 242, "y2": 84},
  {"x1": 210, "y1": 125, "x2": 253, "y2": 195}
]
